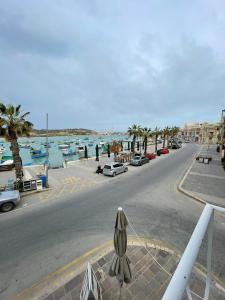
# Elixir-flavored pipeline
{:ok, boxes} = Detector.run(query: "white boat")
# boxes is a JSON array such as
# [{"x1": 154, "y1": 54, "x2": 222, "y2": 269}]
[
  {"x1": 0, "y1": 146, "x2": 5, "y2": 154},
  {"x1": 76, "y1": 145, "x2": 85, "y2": 152},
  {"x1": 98, "y1": 142, "x2": 105, "y2": 149},
  {"x1": 76, "y1": 146, "x2": 85, "y2": 158},
  {"x1": 58, "y1": 144, "x2": 70, "y2": 149},
  {"x1": 62, "y1": 148, "x2": 76, "y2": 156}
]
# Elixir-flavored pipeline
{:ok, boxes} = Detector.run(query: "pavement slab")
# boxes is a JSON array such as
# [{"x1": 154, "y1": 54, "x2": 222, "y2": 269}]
[
  {"x1": 39, "y1": 244, "x2": 225, "y2": 300},
  {"x1": 181, "y1": 144, "x2": 225, "y2": 206}
]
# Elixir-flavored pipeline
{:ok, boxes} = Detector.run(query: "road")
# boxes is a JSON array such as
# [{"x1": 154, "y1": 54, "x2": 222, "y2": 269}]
[{"x1": 0, "y1": 144, "x2": 225, "y2": 299}]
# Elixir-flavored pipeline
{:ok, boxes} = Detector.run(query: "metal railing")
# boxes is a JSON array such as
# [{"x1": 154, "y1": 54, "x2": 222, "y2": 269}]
[{"x1": 162, "y1": 204, "x2": 225, "y2": 300}]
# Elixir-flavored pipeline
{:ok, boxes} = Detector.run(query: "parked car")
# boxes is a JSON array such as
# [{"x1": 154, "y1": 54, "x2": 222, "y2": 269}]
[
  {"x1": 171, "y1": 144, "x2": 180, "y2": 149},
  {"x1": 103, "y1": 163, "x2": 128, "y2": 177},
  {"x1": 145, "y1": 153, "x2": 156, "y2": 160},
  {"x1": 160, "y1": 148, "x2": 169, "y2": 154},
  {"x1": 0, "y1": 190, "x2": 20, "y2": 212},
  {"x1": 130, "y1": 155, "x2": 149, "y2": 166}
]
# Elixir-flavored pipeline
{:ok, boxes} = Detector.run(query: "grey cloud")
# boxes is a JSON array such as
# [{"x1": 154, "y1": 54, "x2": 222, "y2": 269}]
[{"x1": 0, "y1": 1, "x2": 225, "y2": 130}]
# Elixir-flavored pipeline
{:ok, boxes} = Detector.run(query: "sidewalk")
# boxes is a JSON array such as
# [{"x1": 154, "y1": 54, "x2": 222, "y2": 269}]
[
  {"x1": 14, "y1": 238, "x2": 225, "y2": 300},
  {"x1": 180, "y1": 145, "x2": 225, "y2": 207}
]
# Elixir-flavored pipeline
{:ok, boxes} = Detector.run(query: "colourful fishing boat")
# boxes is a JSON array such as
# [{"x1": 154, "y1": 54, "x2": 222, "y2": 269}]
[{"x1": 30, "y1": 149, "x2": 48, "y2": 159}]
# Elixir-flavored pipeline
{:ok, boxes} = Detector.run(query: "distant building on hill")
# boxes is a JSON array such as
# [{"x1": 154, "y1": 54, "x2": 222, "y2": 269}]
[{"x1": 180, "y1": 122, "x2": 219, "y2": 144}]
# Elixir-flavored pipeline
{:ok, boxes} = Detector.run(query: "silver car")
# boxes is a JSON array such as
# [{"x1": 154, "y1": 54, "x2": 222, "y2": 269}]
[
  {"x1": 130, "y1": 155, "x2": 150, "y2": 166},
  {"x1": 0, "y1": 190, "x2": 20, "y2": 212},
  {"x1": 103, "y1": 163, "x2": 128, "y2": 177}
]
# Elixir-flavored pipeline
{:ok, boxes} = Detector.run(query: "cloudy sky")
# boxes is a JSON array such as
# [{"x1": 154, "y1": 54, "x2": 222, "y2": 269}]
[{"x1": 0, "y1": 0, "x2": 225, "y2": 131}]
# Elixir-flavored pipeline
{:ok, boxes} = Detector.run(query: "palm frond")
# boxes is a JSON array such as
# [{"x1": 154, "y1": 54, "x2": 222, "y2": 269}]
[
  {"x1": 20, "y1": 111, "x2": 30, "y2": 119},
  {"x1": 15, "y1": 105, "x2": 21, "y2": 116},
  {"x1": 0, "y1": 103, "x2": 7, "y2": 114}
]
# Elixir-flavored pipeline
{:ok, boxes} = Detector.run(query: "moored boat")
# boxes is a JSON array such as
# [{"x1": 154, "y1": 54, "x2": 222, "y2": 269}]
[
  {"x1": 58, "y1": 144, "x2": 70, "y2": 149},
  {"x1": 62, "y1": 148, "x2": 76, "y2": 156},
  {"x1": 30, "y1": 149, "x2": 48, "y2": 159},
  {"x1": 0, "y1": 146, "x2": 6, "y2": 153},
  {"x1": 76, "y1": 146, "x2": 85, "y2": 158},
  {"x1": 0, "y1": 160, "x2": 15, "y2": 171},
  {"x1": 19, "y1": 143, "x2": 31, "y2": 149}
]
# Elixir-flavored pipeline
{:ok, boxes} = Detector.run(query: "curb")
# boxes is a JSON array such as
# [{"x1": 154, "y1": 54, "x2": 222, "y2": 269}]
[
  {"x1": 21, "y1": 187, "x2": 53, "y2": 198},
  {"x1": 177, "y1": 146, "x2": 207, "y2": 206}
]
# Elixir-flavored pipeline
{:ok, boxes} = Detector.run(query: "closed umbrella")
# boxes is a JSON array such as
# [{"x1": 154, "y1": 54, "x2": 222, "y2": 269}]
[
  {"x1": 120, "y1": 141, "x2": 123, "y2": 152},
  {"x1": 109, "y1": 207, "x2": 132, "y2": 298},
  {"x1": 127, "y1": 141, "x2": 130, "y2": 151},
  {"x1": 84, "y1": 146, "x2": 88, "y2": 158},
  {"x1": 131, "y1": 141, "x2": 134, "y2": 152},
  {"x1": 95, "y1": 144, "x2": 99, "y2": 161},
  {"x1": 137, "y1": 141, "x2": 140, "y2": 151},
  {"x1": 107, "y1": 143, "x2": 110, "y2": 158}
]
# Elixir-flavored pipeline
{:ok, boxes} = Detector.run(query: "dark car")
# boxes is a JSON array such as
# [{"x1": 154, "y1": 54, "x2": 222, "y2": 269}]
[
  {"x1": 130, "y1": 155, "x2": 149, "y2": 166},
  {"x1": 171, "y1": 144, "x2": 180, "y2": 149}
]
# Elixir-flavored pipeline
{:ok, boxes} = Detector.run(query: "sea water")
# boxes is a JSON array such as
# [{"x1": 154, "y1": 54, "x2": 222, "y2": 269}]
[{"x1": 0, "y1": 135, "x2": 130, "y2": 168}]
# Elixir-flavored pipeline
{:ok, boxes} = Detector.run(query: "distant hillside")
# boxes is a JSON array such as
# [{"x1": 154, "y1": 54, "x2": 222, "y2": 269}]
[{"x1": 30, "y1": 128, "x2": 98, "y2": 136}]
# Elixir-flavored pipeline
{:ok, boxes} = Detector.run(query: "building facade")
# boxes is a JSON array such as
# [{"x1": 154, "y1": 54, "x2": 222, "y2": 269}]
[{"x1": 180, "y1": 122, "x2": 219, "y2": 144}]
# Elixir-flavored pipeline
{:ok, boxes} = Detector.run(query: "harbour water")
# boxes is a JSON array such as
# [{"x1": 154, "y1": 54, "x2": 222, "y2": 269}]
[{"x1": 0, "y1": 134, "x2": 130, "y2": 168}]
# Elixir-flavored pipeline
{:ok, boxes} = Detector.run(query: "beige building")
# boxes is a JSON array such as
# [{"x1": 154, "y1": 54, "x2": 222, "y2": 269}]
[
  {"x1": 218, "y1": 112, "x2": 225, "y2": 145},
  {"x1": 180, "y1": 122, "x2": 219, "y2": 144}
]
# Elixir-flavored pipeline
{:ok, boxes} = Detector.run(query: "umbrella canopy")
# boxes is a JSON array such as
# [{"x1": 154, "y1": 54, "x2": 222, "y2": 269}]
[{"x1": 109, "y1": 207, "x2": 132, "y2": 286}]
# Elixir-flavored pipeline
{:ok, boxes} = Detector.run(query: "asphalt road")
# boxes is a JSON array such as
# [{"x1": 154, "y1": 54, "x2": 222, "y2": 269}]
[{"x1": 0, "y1": 144, "x2": 225, "y2": 299}]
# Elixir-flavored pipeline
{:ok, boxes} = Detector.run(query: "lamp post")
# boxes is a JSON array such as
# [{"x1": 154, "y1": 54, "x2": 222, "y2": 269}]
[{"x1": 45, "y1": 113, "x2": 49, "y2": 188}]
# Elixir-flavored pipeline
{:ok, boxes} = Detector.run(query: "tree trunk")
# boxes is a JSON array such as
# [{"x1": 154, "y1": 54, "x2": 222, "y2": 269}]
[
  {"x1": 8, "y1": 130, "x2": 23, "y2": 189},
  {"x1": 133, "y1": 136, "x2": 136, "y2": 152},
  {"x1": 155, "y1": 134, "x2": 158, "y2": 153},
  {"x1": 144, "y1": 137, "x2": 147, "y2": 154},
  {"x1": 163, "y1": 133, "x2": 166, "y2": 148}
]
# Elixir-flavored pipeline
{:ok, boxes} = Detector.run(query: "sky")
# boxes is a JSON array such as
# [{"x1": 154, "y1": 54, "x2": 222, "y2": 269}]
[{"x1": 0, "y1": 0, "x2": 225, "y2": 131}]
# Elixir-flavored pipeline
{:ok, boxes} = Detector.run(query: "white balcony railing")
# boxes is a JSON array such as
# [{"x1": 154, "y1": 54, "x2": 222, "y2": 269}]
[{"x1": 162, "y1": 203, "x2": 225, "y2": 300}]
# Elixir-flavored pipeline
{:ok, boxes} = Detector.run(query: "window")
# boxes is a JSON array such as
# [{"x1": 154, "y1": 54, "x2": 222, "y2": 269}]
[
  {"x1": 113, "y1": 164, "x2": 120, "y2": 168},
  {"x1": 104, "y1": 165, "x2": 111, "y2": 169}
]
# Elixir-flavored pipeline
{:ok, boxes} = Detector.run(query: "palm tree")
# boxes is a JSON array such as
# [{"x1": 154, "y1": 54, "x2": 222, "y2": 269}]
[
  {"x1": 153, "y1": 127, "x2": 162, "y2": 153},
  {"x1": 0, "y1": 103, "x2": 33, "y2": 189},
  {"x1": 137, "y1": 126, "x2": 143, "y2": 153},
  {"x1": 167, "y1": 126, "x2": 180, "y2": 147},
  {"x1": 141, "y1": 127, "x2": 151, "y2": 154},
  {"x1": 171, "y1": 126, "x2": 180, "y2": 138},
  {"x1": 127, "y1": 124, "x2": 141, "y2": 152},
  {"x1": 162, "y1": 126, "x2": 170, "y2": 148}
]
